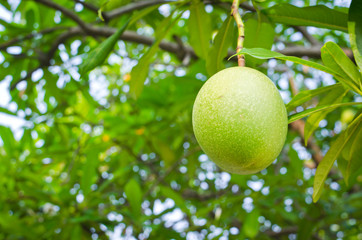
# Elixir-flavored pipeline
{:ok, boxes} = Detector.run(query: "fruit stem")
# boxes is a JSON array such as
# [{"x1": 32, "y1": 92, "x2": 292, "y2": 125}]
[{"x1": 231, "y1": 0, "x2": 245, "y2": 67}]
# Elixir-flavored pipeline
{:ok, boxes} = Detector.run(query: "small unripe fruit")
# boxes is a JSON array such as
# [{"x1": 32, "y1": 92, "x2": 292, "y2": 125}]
[{"x1": 192, "y1": 67, "x2": 288, "y2": 174}]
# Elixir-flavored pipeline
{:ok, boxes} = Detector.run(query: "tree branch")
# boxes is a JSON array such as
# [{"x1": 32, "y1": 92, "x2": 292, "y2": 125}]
[
  {"x1": 34, "y1": 0, "x2": 90, "y2": 31},
  {"x1": 104, "y1": 0, "x2": 172, "y2": 21},
  {"x1": 292, "y1": 26, "x2": 319, "y2": 46},
  {"x1": 73, "y1": 0, "x2": 99, "y2": 13},
  {"x1": 0, "y1": 26, "x2": 67, "y2": 51},
  {"x1": 10, "y1": 27, "x2": 81, "y2": 90},
  {"x1": 9, "y1": 22, "x2": 353, "y2": 90}
]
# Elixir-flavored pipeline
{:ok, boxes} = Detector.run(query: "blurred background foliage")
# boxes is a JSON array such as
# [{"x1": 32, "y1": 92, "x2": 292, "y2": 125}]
[{"x1": 0, "y1": 0, "x2": 361, "y2": 239}]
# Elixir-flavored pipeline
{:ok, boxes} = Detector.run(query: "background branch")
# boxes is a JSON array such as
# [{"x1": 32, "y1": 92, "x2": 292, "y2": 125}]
[
  {"x1": 7, "y1": 22, "x2": 353, "y2": 90},
  {"x1": 34, "y1": 0, "x2": 90, "y2": 31},
  {"x1": 73, "y1": 0, "x2": 99, "y2": 13},
  {"x1": 104, "y1": 0, "x2": 172, "y2": 21}
]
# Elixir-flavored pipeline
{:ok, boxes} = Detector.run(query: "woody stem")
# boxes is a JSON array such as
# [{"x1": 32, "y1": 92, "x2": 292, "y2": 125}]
[{"x1": 231, "y1": 0, "x2": 245, "y2": 67}]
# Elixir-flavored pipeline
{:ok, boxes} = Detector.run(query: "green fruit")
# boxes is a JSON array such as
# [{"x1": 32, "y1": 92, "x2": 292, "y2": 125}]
[{"x1": 192, "y1": 67, "x2": 288, "y2": 174}]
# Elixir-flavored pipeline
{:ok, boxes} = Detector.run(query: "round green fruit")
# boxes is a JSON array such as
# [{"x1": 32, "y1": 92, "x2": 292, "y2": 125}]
[{"x1": 192, "y1": 67, "x2": 288, "y2": 174}]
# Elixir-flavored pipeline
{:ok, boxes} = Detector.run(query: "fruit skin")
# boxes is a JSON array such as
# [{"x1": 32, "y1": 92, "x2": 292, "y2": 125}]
[{"x1": 192, "y1": 67, "x2": 288, "y2": 174}]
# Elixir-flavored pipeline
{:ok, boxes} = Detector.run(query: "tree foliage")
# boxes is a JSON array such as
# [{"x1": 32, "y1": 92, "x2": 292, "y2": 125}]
[{"x1": 0, "y1": 0, "x2": 361, "y2": 239}]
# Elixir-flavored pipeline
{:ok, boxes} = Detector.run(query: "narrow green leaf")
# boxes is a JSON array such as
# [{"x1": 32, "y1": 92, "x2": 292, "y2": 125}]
[
  {"x1": 129, "y1": 5, "x2": 160, "y2": 26},
  {"x1": 304, "y1": 84, "x2": 348, "y2": 145},
  {"x1": 19, "y1": 128, "x2": 34, "y2": 150},
  {"x1": 0, "y1": 107, "x2": 17, "y2": 116},
  {"x1": 263, "y1": 3, "x2": 348, "y2": 32},
  {"x1": 188, "y1": 2, "x2": 212, "y2": 59},
  {"x1": 79, "y1": 15, "x2": 130, "y2": 76},
  {"x1": 236, "y1": 47, "x2": 338, "y2": 75},
  {"x1": 0, "y1": 126, "x2": 16, "y2": 157},
  {"x1": 1, "y1": 0, "x2": 11, "y2": 10},
  {"x1": 206, "y1": 15, "x2": 234, "y2": 76},
  {"x1": 286, "y1": 83, "x2": 342, "y2": 111},
  {"x1": 129, "y1": 1, "x2": 181, "y2": 26},
  {"x1": 25, "y1": 8, "x2": 35, "y2": 30},
  {"x1": 338, "y1": 119, "x2": 362, "y2": 185},
  {"x1": 348, "y1": 121, "x2": 362, "y2": 160},
  {"x1": 242, "y1": 208, "x2": 260, "y2": 238},
  {"x1": 313, "y1": 113, "x2": 362, "y2": 202},
  {"x1": 348, "y1": 0, "x2": 362, "y2": 71},
  {"x1": 288, "y1": 102, "x2": 362, "y2": 124},
  {"x1": 321, "y1": 41, "x2": 361, "y2": 90},
  {"x1": 130, "y1": 10, "x2": 183, "y2": 99},
  {"x1": 81, "y1": 148, "x2": 99, "y2": 196},
  {"x1": 244, "y1": 12, "x2": 275, "y2": 67},
  {"x1": 125, "y1": 179, "x2": 142, "y2": 217},
  {"x1": 237, "y1": 47, "x2": 362, "y2": 95}
]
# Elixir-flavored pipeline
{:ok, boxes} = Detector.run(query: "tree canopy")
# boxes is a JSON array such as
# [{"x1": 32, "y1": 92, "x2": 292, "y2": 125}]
[{"x1": 0, "y1": 0, "x2": 361, "y2": 239}]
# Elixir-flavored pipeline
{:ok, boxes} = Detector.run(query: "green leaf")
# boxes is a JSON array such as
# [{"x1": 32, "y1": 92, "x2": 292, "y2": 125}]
[
  {"x1": 152, "y1": 138, "x2": 176, "y2": 168},
  {"x1": 288, "y1": 102, "x2": 362, "y2": 124},
  {"x1": 130, "y1": 10, "x2": 183, "y2": 99},
  {"x1": 321, "y1": 41, "x2": 361, "y2": 93},
  {"x1": 129, "y1": 56, "x2": 151, "y2": 100},
  {"x1": 297, "y1": 205, "x2": 319, "y2": 240},
  {"x1": 0, "y1": 107, "x2": 17, "y2": 116},
  {"x1": 304, "y1": 84, "x2": 348, "y2": 145},
  {"x1": 237, "y1": 47, "x2": 362, "y2": 95},
  {"x1": 297, "y1": 218, "x2": 315, "y2": 240},
  {"x1": 188, "y1": 2, "x2": 212, "y2": 59},
  {"x1": 99, "y1": 0, "x2": 131, "y2": 19},
  {"x1": 206, "y1": 15, "x2": 234, "y2": 76},
  {"x1": 235, "y1": 48, "x2": 338, "y2": 76},
  {"x1": 313, "y1": 113, "x2": 362, "y2": 202},
  {"x1": 242, "y1": 208, "x2": 260, "y2": 238},
  {"x1": 244, "y1": 12, "x2": 275, "y2": 67},
  {"x1": 81, "y1": 148, "x2": 99, "y2": 196},
  {"x1": 129, "y1": 5, "x2": 161, "y2": 26},
  {"x1": 263, "y1": 3, "x2": 348, "y2": 32},
  {"x1": 124, "y1": 178, "x2": 142, "y2": 217},
  {"x1": 0, "y1": 126, "x2": 16, "y2": 157},
  {"x1": 348, "y1": 0, "x2": 362, "y2": 71},
  {"x1": 70, "y1": 224, "x2": 82, "y2": 240},
  {"x1": 159, "y1": 186, "x2": 189, "y2": 213},
  {"x1": 78, "y1": 15, "x2": 130, "y2": 76},
  {"x1": 338, "y1": 119, "x2": 362, "y2": 186},
  {"x1": 1, "y1": 0, "x2": 11, "y2": 10},
  {"x1": 286, "y1": 83, "x2": 342, "y2": 111}
]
